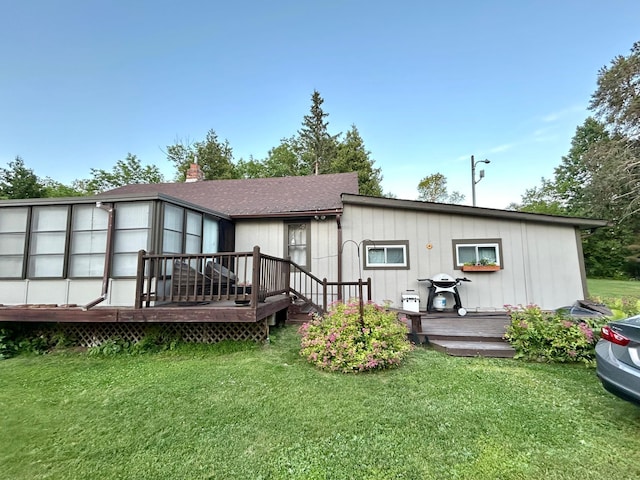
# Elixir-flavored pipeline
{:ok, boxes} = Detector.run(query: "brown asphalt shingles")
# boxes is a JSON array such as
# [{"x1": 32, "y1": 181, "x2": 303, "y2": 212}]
[{"x1": 102, "y1": 172, "x2": 359, "y2": 217}]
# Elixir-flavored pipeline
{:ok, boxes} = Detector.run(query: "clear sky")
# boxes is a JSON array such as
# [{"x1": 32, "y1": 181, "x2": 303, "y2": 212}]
[{"x1": 1, "y1": 1, "x2": 639, "y2": 209}]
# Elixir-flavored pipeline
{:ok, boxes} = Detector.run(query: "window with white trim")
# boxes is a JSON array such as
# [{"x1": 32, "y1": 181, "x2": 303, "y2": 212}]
[
  {"x1": 69, "y1": 205, "x2": 109, "y2": 278},
  {"x1": 453, "y1": 239, "x2": 502, "y2": 268},
  {"x1": 363, "y1": 240, "x2": 409, "y2": 269},
  {"x1": 28, "y1": 206, "x2": 69, "y2": 278},
  {"x1": 0, "y1": 207, "x2": 28, "y2": 278}
]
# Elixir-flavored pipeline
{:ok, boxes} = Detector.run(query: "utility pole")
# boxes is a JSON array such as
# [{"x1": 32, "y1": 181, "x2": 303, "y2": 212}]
[{"x1": 471, "y1": 155, "x2": 491, "y2": 206}]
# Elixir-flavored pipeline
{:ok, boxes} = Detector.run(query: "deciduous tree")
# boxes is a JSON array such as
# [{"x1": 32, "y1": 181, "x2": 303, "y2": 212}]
[
  {"x1": 86, "y1": 153, "x2": 164, "y2": 193},
  {"x1": 417, "y1": 173, "x2": 465, "y2": 204},
  {"x1": 167, "y1": 129, "x2": 238, "y2": 181},
  {"x1": 0, "y1": 156, "x2": 45, "y2": 199}
]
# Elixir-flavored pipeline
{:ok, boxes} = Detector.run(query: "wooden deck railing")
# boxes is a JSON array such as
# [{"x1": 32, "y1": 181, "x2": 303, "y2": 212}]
[
  {"x1": 289, "y1": 260, "x2": 371, "y2": 312},
  {"x1": 135, "y1": 246, "x2": 370, "y2": 313}
]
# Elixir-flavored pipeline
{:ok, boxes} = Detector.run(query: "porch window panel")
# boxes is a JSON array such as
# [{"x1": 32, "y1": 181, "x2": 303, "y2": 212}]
[
  {"x1": 30, "y1": 232, "x2": 66, "y2": 254},
  {"x1": 31, "y1": 206, "x2": 67, "y2": 232},
  {"x1": 112, "y1": 253, "x2": 140, "y2": 277},
  {"x1": 0, "y1": 256, "x2": 23, "y2": 278},
  {"x1": 113, "y1": 229, "x2": 150, "y2": 252},
  {"x1": 112, "y1": 202, "x2": 152, "y2": 277},
  {"x1": 164, "y1": 204, "x2": 184, "y2": 231},
  {"x1": 0, "y1": 207, "x2": 29, "y2": 232},
  {"x1": 72, "y1": 205, "x2": 108, "y2": 230},
  {"x1": 185, "y1": 234, "x2": 201, "y2": 254},
  {"x1": 28, "y1": 206, "x2": 68, "y2": 278},
  {"x1": 186, "y1": 211, "x2": 202, "y2": 236},
  {"x1": 70, "y1": 231, "x2": 107, "y2": 254},
  {"x1": 0, "y1": 207, "x2": 28, "y2": 278},
  {"x1": 115, "y1": 203, "x2": 151, "y2": 229},
  {"x1": 163, "y1": 230, "x2": 183, "y2": 254},
  {"x1": 0, "y1": 232, "x2": 26, "y2": 254},
  {"x1": 29, "y1": 254, "x2": 65, "y2": 278},
  {"x1": 202, "y1": 217, "x2": 219, "y2": 253},
  {"x1": 69, "y1": 254, "x2": 106, "y2": 277},
  {"x1": 185, "y1": 211, "x2": 202, "y2": 254},
  {"x1": 69, "y1": 205, "x2": 109, "y2": 278}
]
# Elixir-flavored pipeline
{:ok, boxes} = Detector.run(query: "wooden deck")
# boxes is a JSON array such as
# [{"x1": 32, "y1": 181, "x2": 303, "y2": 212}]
[
  {"x1": 407, "y1": 311, "x2": 515, "y2": 358},
  {"x1": 0, "y1": 295, "x2": 292, "y2": 324}
]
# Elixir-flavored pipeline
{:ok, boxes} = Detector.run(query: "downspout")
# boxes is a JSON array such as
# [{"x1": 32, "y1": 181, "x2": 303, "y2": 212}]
[
  {"x1": 336, "y1": 214, "x2": 342, "y2": 301},
  {"x1": 83, "y1": 202, "x2": 115, "y2": 310}
]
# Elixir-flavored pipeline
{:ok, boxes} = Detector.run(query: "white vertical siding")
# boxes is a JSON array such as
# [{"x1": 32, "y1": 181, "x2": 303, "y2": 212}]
[
  {"x1": 235, "y1": 218, "x2": 337, "y2": 278},
  {"x1": 342, "y1": 204, "x2": 586, "y2": 311}
]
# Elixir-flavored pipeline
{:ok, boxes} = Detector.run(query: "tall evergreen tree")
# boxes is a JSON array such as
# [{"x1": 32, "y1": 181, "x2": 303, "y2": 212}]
[
  {"x1": 332, "y1": 125, "x2": 383, "y2": 196},
  {"x1": 297, "y1": 90, "x2": 339, "y2": 175}
]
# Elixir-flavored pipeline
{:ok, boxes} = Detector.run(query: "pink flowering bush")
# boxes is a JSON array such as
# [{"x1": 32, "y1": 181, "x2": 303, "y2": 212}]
[
  {"x1": 298, "y1": 300, "x2": 413, "y2": 373},
  {"x1": 504, "y1": 304, "x2": 607, "y2": 366}
]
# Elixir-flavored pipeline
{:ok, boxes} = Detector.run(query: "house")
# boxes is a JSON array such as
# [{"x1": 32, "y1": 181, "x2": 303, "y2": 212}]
[{"x1": 0, "y1": 168, "x2": 606, "y2": 344}]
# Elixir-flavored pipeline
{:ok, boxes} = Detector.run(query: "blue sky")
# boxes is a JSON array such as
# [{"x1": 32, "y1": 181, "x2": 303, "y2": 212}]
[{"x1": 1, "y1": 1, "x2": 639, "y2": 209}]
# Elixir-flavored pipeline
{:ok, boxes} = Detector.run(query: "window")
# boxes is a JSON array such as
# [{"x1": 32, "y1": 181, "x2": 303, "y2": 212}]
[
  {"x1": 453, "y1": 239, "x2": 502, "y2": 268},
  {"x1": 112, "y1": 202, "x2": 152, "y2": 277},
  {"x1": 202, "y1": 216, "x2": 219, "y2": 254},
  {"x1": 286, "y1": 223, "x2": 310, "y2": 268},
  {"x1": 363, "y1": 240, "x2": 409, "y2": 269},
  {"x1": 163, "y1": 204, "x2": 184, "y2": 254},
  {"x1": 0, "y1": 207, "x2": 29, "y2": 278},
  {"x1": 69, "y1": 205, "x2": 109, "y2": 278},
  {"x1": 28, "y1": 206, "x2": 69, "y2": 278},
  {"x1": 185, "y1": 211, "x2": 203, "y2": 254}
]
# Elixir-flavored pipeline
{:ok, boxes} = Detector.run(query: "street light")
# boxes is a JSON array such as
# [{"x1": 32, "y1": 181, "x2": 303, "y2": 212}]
[{"x1": 471, "y1": 155, "x2": 490, "y2": 206}]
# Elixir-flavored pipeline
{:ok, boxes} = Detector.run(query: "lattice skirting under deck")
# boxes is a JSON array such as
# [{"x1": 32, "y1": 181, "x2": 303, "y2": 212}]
[{"x1": 56, "y1": 321, "x2": 269, "y2": 347}]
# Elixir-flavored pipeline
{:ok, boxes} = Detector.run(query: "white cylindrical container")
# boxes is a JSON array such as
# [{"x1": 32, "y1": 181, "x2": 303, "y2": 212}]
[{"x1": 433, "y1": 294, "x2": 446, "y2": 311}]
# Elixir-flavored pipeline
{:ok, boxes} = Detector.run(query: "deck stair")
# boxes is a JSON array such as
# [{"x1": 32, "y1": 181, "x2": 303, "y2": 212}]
[{"x1": 407, "y1": 312, "x2": 515, "y2": 358}]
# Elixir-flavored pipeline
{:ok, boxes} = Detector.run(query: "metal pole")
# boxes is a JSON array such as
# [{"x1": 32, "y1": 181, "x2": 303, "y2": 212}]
[{"x1": 471, "y1": 155, "x2": 477, "y2": 207}]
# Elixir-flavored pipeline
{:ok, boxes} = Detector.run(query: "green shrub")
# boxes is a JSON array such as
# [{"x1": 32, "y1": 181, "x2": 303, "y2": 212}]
[
  {"x1": 591, "y1": 296, "x2": 640, "y2": 319},
  {"x1": 504, "y1": 305, "x2": 607, "y2": 366},
  {"x1": 298, "y1": 300, "x2": 413, "y2": 373},
  {"x1": 0, "y1": 327, "x2": 17, "y2": 359}
]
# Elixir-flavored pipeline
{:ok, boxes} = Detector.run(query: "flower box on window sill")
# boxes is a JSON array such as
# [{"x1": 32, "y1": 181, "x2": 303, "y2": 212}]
[{"x1": 461, "y1": 265, "x2": 500, "y2": 272}]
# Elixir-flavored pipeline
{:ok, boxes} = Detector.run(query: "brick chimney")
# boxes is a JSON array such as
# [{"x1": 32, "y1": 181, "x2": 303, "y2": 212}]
[{"x1": 185, "y1": 163, "x2": 204, "y2": 182}]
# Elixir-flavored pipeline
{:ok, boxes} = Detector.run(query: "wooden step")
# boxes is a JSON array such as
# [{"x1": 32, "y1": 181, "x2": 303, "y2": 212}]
[{"x1": 429, "y1": 339, "x2": 515, "y2": 358}]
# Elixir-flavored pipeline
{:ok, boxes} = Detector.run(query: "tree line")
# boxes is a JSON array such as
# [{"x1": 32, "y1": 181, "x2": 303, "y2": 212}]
[
  {"x1": 2, "y1": 41, "x2": 640, "y2": 278},
  {"x1": 514, "y1": 41, "x2": 640, "y2": 278}
]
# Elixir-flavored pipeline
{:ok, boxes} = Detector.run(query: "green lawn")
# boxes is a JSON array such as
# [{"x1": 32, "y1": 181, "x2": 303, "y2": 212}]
[
  {"x1": 1, "y1": 327, "x2": 639, "y2": 480},
  {"x1": 588, "y1": 277, "x2": 640, "y2": 300}
]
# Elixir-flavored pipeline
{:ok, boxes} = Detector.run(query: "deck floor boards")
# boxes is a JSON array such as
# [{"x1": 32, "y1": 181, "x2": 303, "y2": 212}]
[{"x1": 0, "y1": 296, "x2": 292, "y2": 324}]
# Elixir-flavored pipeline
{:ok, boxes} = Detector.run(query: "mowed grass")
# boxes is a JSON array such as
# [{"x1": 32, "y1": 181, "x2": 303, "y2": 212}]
[
  {"x1": 588, "y1": 277, "x2": 640, "y2": 300},
  {"x1": 1, "y1": 327, "x2": 639, "y2": 480}
]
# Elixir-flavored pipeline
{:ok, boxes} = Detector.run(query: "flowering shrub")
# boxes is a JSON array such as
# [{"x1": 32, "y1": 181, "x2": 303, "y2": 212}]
[
  {"x1": 298, "y1": 300, "x2": 413, "y2": 373},
  {"x1": 504, "y1": 304, "x2": 608, "y2": 366},
  {"x1": 591, "y1": 296, "x2": 640, "y2": 319}
]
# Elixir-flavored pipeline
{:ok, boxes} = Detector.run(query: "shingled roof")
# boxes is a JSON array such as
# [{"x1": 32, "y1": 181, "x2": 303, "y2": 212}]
[{"x1": 101, "y1": 172, "x2": 360, "y2": 217}]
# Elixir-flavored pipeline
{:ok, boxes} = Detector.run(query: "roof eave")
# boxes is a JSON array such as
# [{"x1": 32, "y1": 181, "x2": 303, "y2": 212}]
[{"x1": 341, "y1": 194, "x2": 609, "y2": 229}]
